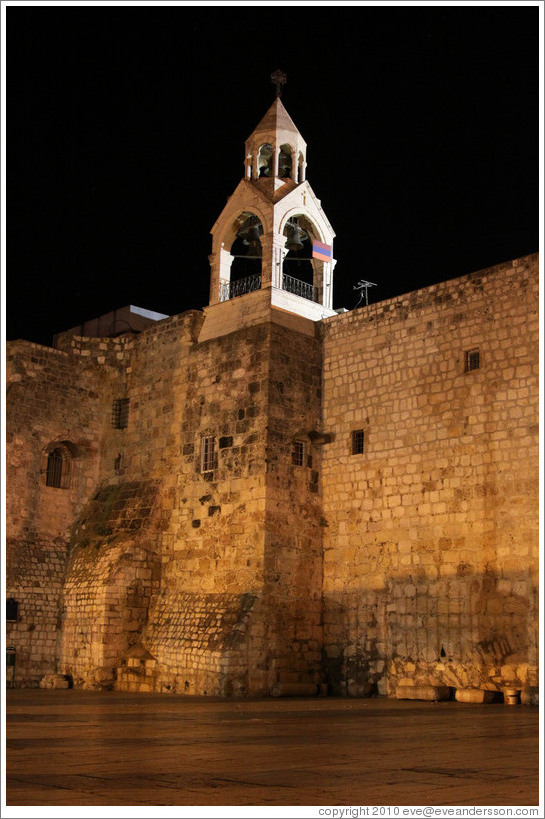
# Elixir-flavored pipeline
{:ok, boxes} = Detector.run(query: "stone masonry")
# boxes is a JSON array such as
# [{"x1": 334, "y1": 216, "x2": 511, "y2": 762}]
[
  {"x1": 5, "y1": 253, "x2": 539, "y2": 696},
  {"x1": 5, "y1": 94, "x2": 539, "y2": 697},
  {"x1": 320, "y1": 254, "x2": 539, "y2": 696}
]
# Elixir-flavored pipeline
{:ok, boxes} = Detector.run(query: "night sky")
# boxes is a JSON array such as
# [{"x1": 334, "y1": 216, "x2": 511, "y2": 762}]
[{"x1": 6, "y1": 3, "x2": 539, "y2": 347}]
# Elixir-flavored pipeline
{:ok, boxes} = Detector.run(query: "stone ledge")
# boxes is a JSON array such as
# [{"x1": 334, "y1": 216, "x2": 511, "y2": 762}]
[{"x1": 395, "y1": 684, "x2": 451, "y2": 701}]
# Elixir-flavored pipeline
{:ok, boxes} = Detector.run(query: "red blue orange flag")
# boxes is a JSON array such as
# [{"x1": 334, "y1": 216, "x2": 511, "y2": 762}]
[{"x1": 312, "y1": 240, "x2": 332, "y2": 262}]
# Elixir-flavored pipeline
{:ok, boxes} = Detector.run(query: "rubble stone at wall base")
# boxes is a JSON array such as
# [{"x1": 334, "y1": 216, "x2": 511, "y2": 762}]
[{"x1": 39, "y1": 673, "x2": 71, "y2": 689}]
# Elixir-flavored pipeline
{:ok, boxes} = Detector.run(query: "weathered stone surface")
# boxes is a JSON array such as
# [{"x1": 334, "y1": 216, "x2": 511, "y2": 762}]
[
  {"x1": 520, "y1": 686, "x2": 539, "y2": 706},
  {"x1": 396, "y1": 685, "x2": 451, "y2": 701},
  {"x1": 39, "y1": 673, "x2": 70, "y2": 689},
  {"x1": 321, "y1": 255, "x2": 539, "y2": 697},
  {"x1": 455, "y1": 688, "x2": 495, "y2": 704},
  {"x1": 5, "y1": 255, "x2": 539, "y2": 697}
]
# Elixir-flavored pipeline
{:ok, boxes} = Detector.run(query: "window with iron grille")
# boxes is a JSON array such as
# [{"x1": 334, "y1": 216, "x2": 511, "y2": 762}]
[
  {"x1": 200, "y1": 435, "x2": 216, "y2": 473},
  {"x1": 352, "y1": 429, "x2": 365, "y2": 455},
  {"x1": 112, "y1": 398, "x2": 130, "y2": 428},
  {"x1": 292, "y1": 440, "x2": 305, "y2": 467},
  {"x1": 465, "y1": 349, "x2": 480, "y2": 372},
  {"x1": 46, "y1": 447, "x2": 70, "y2": 488}
]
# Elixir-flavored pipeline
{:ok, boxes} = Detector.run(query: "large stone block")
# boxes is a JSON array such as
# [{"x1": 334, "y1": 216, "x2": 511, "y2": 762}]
[
  {"x1": 455, "y1": 688, "x2": 495, "y2": 704},
  {"x1": 395, "y1": 685, "x2": 451, "y2": 701}
]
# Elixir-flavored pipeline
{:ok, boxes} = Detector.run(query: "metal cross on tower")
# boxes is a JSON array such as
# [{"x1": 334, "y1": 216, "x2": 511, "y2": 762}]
[{"x1": 270, "y1": 69, "x2": 287, "y2": 98}]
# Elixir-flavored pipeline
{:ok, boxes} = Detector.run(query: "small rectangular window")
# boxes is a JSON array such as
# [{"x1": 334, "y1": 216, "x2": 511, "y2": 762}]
[
  {"x1": 112, "y1": 398, "x2": 130, "y2": 429},
  {"x1": 6, "y1": 598, "x2": 18, "y2": 623},
  {"x1": 201, "y1": 435, "x2": 216, "y2": 473},
  {"x1": 352, "y1": 429, "x2": 365, "y2": 455},
  {"x1": 465, "y1": 349, "x2": 480, "y2": 372},
  {"x1": 292, "y1": 440, "x2": 305, "y2": 467}
]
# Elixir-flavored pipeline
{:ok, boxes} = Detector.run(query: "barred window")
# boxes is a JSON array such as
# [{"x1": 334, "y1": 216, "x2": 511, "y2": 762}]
[
  {"x1": 200, "y1": 435, "x2": 216, "y2": 473},
  {"x1": 112, "y1": 398, "x2": 130, "y2": 429},
  {"x1": 292, "y1": 440, "x2": 305, "y2": 467},
  {"x1": 46, "y1": 447, "x2": 71, "y2": 488},
  {"x1": 465, "y1": 349, "x2": 480, "y2": 372},
  {"x1": 352, "y1": 429, "x2": 365, "y2": 455}
]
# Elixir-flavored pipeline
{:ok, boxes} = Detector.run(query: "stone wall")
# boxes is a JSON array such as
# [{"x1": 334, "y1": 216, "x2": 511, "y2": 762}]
[
  {"x1": 260, "y1": 322, "x2": 324, "y2": 692},
  {"x1": 5, "y1": 339, "x2": 126, "y2": 684},
  {"x1": 138, "y1": 314, "x2": 270, "y2": 694},
  {"x1": 320, "y1": 254, "x2": 539, "y2": 695},
  {"x1": 6, "y1": 255, "x2": 539, "y2": 696}
]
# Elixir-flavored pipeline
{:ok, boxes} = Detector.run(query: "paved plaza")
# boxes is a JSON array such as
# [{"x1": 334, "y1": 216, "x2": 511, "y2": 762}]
[{"x1": 4, "y1": 689, "x2": 540, "y2": 808}]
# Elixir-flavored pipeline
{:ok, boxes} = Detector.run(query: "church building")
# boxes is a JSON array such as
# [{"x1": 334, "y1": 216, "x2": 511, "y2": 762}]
[{"x1": 5, "y1": 90, "x2": 539, "y2": 700}]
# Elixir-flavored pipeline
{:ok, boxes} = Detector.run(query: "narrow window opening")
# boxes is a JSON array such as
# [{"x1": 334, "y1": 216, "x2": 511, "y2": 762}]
[
  {"x1": 114, "y1": 453, "x2": 124, "y2": 474},
  {"x1": 292, "y1": 440, "x2": 305, "y2": 467},
  {"x1": 465, "y1": 349, "x2": 480, "y2": 372},
  {"x1": 352, "y1": 429, "x2": 365, "y2": 455},
  {"x1": 112, "y1": 398, "x2": 130, "y2": 429},
  {"x1": 201, "y1": 435, "x2": 216, "y2": 474},
  {"x1": 46, "y1": 448, "x2": 65, "y2": 487}
]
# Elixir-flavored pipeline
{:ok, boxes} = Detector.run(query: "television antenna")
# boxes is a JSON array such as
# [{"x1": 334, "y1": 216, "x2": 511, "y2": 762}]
[{"x1": 353, "y1": 279, "x2": 377, "y2": 307}]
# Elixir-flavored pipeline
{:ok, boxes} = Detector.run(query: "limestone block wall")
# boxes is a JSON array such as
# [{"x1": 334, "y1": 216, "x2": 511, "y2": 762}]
[
  {"x1": 260, "y1": 322, "x2": 325, "y2": 692},
  {"x1": 5, "y1": 339, "x2": 126, "y2": 684},
  {"x1": 60, "y1": 481, "x2": 162, "y2": 688},
  {"x1": 57, "y1": 305, "x2": 325, "y2": 697},
  {"x1": 320, "y1": 254, "x2": 539, "y2": 696},
  {"x1": 58, "y1": 313, "x2": 200, "y2": 689},
  {"x1": 5, "y1": 538, "x2": 68, "y2": 687},
  {"x1": 138, "y1": 316, "x2": 271, "y2": 695}
]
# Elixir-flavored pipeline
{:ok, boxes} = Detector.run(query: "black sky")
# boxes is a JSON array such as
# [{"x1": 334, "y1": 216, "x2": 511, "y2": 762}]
[{"x1": 6, "y1": 3, "x2": 539, "y2": 347}]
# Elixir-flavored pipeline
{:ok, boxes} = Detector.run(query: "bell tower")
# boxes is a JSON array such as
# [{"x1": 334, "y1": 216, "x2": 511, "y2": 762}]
[{"x1": 203, "y1": 73, "x2": 337, "y2": 340}]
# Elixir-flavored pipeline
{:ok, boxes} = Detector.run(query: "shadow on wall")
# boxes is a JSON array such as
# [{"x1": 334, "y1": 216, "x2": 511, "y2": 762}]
[
  {"x1": 323, "y1": 567, "x2": 538, "y2": 697},
  {"x1": 141, "y1": 591, "x2": 259, "y2": 696}
]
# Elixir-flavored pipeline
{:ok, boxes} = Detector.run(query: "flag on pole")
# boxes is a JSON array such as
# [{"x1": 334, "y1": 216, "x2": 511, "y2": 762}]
[{"x1": 312, "y1": 240, "x2": 332, "y2": 262}]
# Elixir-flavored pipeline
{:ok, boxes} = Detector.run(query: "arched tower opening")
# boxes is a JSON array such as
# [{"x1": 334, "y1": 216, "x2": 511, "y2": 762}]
[
  {"x1": 278, "y1": 144, "x2": 293, "y2": 179},
  {"x1": 282, "y1": 215, "x2": 318, "y2": 300},
  {"x1": 257, "y1": 144, "x2": 273, "y2": 178},
  {"x1": 219, "y1": 212, "x2": 264, "y2": 300}
]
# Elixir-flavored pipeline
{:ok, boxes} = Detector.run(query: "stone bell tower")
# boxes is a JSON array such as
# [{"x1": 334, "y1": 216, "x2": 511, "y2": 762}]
[{"x1": 201, "y1": 73, "x2": 337, "y2": 341}]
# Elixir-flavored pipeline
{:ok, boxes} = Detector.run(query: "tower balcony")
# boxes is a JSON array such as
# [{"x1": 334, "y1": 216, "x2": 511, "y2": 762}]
[{"x1": 219, "y1": 273, "x2": 316, "y2": 304}]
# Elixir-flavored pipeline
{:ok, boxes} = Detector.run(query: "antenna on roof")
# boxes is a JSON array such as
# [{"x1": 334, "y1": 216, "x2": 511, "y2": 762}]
[{"x1": 353, "y1": 279, "x2": 377, "y2": 308}]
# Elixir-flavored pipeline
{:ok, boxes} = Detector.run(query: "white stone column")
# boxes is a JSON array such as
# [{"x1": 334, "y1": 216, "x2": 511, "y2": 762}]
[
  {"x1": 312, "y1": 259, "x2": 324, "y2": 305},
  {"x1": 325, "y1": 258, "x2": 337, "y2": 310},
  {"x1": 260, "y1": 233, "x2": 287, "y2": 289},
  {"x1": 209, "y1": 246, "x2": 234, "y2": 305}
]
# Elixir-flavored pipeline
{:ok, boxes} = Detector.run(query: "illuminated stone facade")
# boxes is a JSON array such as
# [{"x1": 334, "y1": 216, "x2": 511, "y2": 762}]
[{"x1": 5, "y1": 99, "x2": 539, "y2": 698}]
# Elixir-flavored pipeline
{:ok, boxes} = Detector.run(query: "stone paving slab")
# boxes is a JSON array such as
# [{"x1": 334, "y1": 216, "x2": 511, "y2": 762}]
[{"x1": 4, "y1": 690, "x2": 540, "y2": 808}]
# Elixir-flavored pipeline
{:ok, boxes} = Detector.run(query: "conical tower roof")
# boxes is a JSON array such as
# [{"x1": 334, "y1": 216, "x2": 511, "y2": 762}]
[{"x1": 248, "y1": 97, "x2": 303, "y2": 141}]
